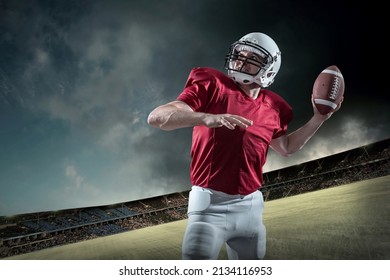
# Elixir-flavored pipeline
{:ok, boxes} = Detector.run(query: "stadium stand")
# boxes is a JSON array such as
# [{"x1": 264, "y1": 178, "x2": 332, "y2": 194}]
[{"x1": 1, "y1": 137, "x2": 389, "y2": 258}]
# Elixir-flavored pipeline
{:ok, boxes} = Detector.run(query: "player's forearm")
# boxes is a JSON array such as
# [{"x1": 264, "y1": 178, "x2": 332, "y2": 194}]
[
  {"x1": 285, "y1": 114, "x2": 327, "y2": 154},
  {"x1": 147, "y1": 106, "x2": 206, "y2": 131}
]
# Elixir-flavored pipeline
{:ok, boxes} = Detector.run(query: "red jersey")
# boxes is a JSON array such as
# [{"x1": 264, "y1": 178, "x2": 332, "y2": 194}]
[{"x1": 177, "y1": 67, "x2": 293, "y2": 195}]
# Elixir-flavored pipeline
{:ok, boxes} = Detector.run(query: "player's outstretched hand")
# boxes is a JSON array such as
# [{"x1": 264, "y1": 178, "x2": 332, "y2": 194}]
[{"x1": 202, "y1": 113, "x2": 253, "y2": 130}]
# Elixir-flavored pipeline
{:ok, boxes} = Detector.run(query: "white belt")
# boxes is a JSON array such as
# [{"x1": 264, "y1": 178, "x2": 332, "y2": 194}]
[{"x1": 192, "y1": 185, "x2": 256, "y2": 199}]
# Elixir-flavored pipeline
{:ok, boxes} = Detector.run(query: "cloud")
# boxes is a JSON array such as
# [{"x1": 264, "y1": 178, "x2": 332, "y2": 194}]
[
  {"x1": 97, "y1": 120, "x2": 152, "y2": 153},
  {"x1": 64, "y1": 164, "x2": 101, "y2": 196},
  {"x1": 339, "y1": 117, "x2": 381, "y2": 144}
]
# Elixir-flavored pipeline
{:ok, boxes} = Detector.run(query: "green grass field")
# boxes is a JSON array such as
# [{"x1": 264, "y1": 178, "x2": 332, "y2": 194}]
[{"x1": 4, "y1": 175, "x2": 390, "y2": 260}]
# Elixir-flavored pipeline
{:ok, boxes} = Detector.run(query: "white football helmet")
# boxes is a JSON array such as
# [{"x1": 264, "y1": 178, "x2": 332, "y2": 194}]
[{"x1": 225, "y1": 32, "x2": 281, "y2": 87}]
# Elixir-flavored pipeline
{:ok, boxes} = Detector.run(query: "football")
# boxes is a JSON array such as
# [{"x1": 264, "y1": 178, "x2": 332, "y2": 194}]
[{"x1": 312, "y1": 65, "x2": 345, "y2": 115}]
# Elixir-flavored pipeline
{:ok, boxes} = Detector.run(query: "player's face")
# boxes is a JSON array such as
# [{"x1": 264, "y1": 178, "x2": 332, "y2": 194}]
[{"x1": 233, "y1": 51, "x2": 265, "y2": 75}]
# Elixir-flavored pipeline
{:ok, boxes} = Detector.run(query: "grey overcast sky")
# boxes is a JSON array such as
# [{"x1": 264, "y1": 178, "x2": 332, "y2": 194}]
[{"x1": 0, "y1": 0, "x2": 388, "y2": 216}]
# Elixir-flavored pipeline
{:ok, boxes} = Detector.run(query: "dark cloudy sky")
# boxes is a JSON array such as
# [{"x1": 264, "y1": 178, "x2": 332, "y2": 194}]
[{"x1": 0, "y1": 0, "x2": 388, "y2": 216}]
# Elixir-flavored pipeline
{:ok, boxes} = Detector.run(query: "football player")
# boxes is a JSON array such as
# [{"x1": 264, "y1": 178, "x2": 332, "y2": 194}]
[{"x1": 147, "y1": 32, "x2": 340, "y2": 259}]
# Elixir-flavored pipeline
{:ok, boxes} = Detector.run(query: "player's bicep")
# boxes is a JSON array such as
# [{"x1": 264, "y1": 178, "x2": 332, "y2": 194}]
[
  {"x1": 270, "y1": 135, "x2": 289, "y2": 157},
  {"x1": 148, "y1": 100, "x2": 193, "y2": 128},
  {"x1": 150, "y1": 100, "x2": 193, "y2": 116},
  {"x1": 168, "y1": 100, "x2": 194, "y2": 112}
]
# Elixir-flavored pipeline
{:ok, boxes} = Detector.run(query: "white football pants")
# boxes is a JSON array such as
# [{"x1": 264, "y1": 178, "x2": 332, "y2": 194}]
[{"x1": 182, "y1": 186, "x2": 266, "y2": 260}]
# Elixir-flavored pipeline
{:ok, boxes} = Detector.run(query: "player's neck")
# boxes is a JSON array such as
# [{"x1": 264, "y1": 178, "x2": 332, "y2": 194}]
[{"x1": 237, "y1": 83, "x2": 261, "y2": 99}]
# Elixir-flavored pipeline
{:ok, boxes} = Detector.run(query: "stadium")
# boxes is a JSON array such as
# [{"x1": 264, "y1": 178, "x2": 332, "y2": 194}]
[{"x1": 1, "y1": 138, "x2": 389, "y2": 260}]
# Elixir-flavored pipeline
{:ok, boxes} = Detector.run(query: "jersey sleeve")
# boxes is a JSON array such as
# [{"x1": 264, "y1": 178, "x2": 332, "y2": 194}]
[
  {"x1": 273, "y1": 102, "x2": 293, "y2": 139},
  {"x1": 176, "y1": 67, "x2": 216, "y2": 112},
  {"x1": 263, "y1": 91, "x2": 293, "y2": 139}
]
